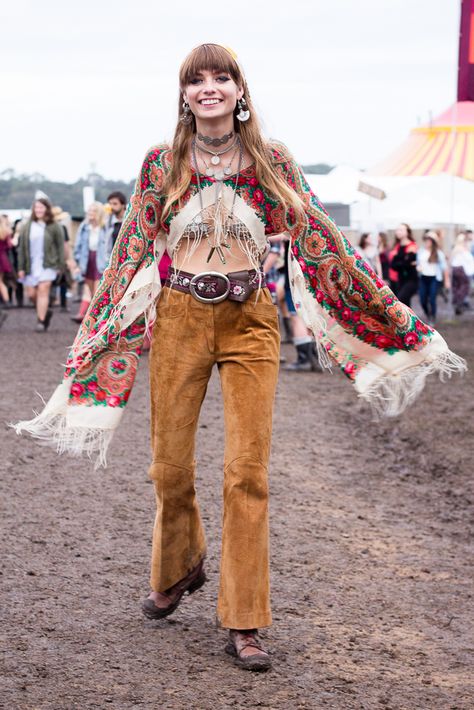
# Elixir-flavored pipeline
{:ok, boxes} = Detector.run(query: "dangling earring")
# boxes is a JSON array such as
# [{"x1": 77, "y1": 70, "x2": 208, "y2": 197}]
[
  {"x1": 236, "y1": 97, "x2": 250, "y2": 122},
  {"x1": 180, "y1": 100, "x2": 193, "y2": 125}
]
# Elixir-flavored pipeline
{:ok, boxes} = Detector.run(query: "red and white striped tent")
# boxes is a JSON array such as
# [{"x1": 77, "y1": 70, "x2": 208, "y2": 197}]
[{"x1": 370, "y1": 0, "x2": 474, "y2": 181}]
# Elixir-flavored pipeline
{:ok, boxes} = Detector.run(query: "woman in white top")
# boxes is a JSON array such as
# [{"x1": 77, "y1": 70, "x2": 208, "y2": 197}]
[
  {"x1": 450, "y1": 232, "x2": 474, "y2": 315},
  {"x1": 17, "y1": 198, "x2": 65, "y2": 332},
  {"x1": 416, "y1": 231, "x2": 449, "y2": 323},
  {"x1": 73, "y1": 202, "x2": 109, "y2": 302}
]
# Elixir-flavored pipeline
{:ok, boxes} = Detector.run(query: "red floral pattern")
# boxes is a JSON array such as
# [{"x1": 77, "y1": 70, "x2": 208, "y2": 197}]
[{"x1": 63, "y1": 139, "x2": 435, "y2": 408}]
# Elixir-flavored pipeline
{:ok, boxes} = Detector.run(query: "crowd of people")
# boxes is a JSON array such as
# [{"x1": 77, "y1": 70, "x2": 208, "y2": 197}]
[
  {"x1": 0, "y1": 191, "x2": 127, "y2": 331},
  {"x1": 1, "y1": 201, "x2": 473, "y2": 367}
]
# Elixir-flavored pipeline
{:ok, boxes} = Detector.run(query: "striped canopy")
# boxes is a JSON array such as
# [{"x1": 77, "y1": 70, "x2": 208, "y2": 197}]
[{"x1": 370, "y1": 102, "x2": 474, "y2": 181}]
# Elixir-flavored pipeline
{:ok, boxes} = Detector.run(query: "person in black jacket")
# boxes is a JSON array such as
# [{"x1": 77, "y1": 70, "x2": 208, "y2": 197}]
[{"x1": 390, "y1": 223, "x2": 418, "y2": 307}]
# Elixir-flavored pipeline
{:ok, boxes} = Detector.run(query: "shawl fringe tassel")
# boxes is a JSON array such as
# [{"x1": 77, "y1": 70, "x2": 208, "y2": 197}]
[{"x1": 357, "y1": 349, "x2": 467, "y2": 417}]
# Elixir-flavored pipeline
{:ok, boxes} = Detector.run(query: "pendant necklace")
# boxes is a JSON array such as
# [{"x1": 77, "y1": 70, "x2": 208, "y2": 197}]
[
  {"x1": 198, "y1": 139, "x2": 237, "y2": 166},
  {"x1": 191, "y1": 136, "x2": 243, "y2": 265},
  {"x1": 198, "y1": 141, "x2": 240, "y2": 180}
]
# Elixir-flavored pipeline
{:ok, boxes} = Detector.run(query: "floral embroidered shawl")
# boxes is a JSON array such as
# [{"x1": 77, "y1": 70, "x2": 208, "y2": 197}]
[{"x1": 14, "y1": 142, "x2": 466, "y2": 467}]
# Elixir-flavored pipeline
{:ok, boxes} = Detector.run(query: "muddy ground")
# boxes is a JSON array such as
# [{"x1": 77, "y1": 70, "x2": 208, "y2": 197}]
[{"x1": 1, "y1": 303, "x2": 473, "y2": 710}]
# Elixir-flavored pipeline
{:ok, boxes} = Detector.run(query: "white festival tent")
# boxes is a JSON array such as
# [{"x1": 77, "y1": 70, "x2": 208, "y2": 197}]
[{"x1": 304, "y1": 168, "x2": 474, "y2": 233}]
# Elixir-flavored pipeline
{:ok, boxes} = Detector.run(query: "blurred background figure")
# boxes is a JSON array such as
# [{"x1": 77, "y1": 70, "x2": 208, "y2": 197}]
[
  {"x1": 0, "y1": 214, "x2": 15, "y2": 313},
  {"x1": 17, "y1": 198, "x2": 65, "y2": 332},
  {"x1": 450, "y1": 232, "x2": 474, "y2": 315},
  {"x1": 72, "y1": 201, "x2": 109, "y2": 322},
  {"x1": 416, "y1": 230, "x2": 449, "y2": 324},
  {"x1": 387, "y1": 230, "x2": 402, "y2": 294},
  {"x1": 10, "y1": 219, "x2": 24, "y2": 307},
  {"x1": 105, "y1": 191, "x2": 127, "y2": 250},
  {"x1": 378, "y1": 231, "x2": 390, "y2": 282},
  {"x1": 281, "y1": 237, "x2": 320, "y2": 372},
  {"x1": 358, "y1": 232, "x2": 382, "y2": 278},
  {"x1": 390, "y1": 223, "x2": 418, "y2": 306},
  {"x1": 51, "y1": 206, "x2": 73, "y2": 311}
]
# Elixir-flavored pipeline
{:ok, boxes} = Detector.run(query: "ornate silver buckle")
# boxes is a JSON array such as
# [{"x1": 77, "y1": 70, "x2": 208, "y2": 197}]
[{"x1": 189, "y1": 271, "x2": 231, "y2": 304}]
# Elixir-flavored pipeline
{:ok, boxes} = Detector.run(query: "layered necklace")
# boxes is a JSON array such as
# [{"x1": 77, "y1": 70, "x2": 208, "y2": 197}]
[{"x1": 190, "y1": 135, "x2": 244, "y2": 265}]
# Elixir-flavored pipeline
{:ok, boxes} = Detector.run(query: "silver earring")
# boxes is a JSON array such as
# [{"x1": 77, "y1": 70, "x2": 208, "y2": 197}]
[
  {"x1": 236, "y1": 97, "x2": 250, "y2": 122},
  {"x1": 180, "y1": 101, "x2": 193, "y2": 125}
]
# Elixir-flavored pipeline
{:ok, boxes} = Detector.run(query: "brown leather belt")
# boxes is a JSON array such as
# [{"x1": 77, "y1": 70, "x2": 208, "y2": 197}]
[{"x1": 165, "y1": 267, "x2": 267, "y2": 304}]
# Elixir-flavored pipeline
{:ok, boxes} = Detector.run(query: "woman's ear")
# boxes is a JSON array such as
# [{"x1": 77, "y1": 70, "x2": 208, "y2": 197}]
[{"x1": 237, "y1": 86, "x2": 244, "y2": 100}]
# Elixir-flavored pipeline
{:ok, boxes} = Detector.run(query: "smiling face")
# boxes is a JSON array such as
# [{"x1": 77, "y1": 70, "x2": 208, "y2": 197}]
[{"x1": 183, "y1": 68, "x2": 243, "y2": 124}]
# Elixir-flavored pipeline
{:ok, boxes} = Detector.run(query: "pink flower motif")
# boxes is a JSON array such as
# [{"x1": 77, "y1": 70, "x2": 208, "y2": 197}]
[
  {"x1": 298, "y1": 258, "x2": 307, "y2": 272},
  {"x1": 107, "y1": 395, "x2": 121, "y2": 407},
  {"x1": 71, "y1": 383, "x2": 85, "y2": 397},
  {"x1": 87, "y1": 381, "x2": 98, "y2": 392},
  {"x1": 336, "y1": 299, "x2": 343, "y2": 309},
  {"x1": 315, "y1": 289, "x2": 325, "y2": 303},
  {"x1": 292, "y1": 245, "x2": 299, "y2": 257},
  {"x1": 307, "y1": 265, "x2": 316, "y2": 276},
  {"x1": 404, "y1": 332, "x2": 418, "y2": 346},
  {"x1": 341, "y1": 307, "x2": 351, "y2": 321},
  {"x1": 254, "y1": 189, "x2": 264, "y2": 203},
  {"x1": 375, "y1": 334, "x2": 393, "y2": 348},
  {"x1": 248, "y1": 177, "x2": 258, "y2": 187},
  {"x1": 344, "y1": 361, "x2": 356, "y2": 376},
  {"x1": 356, "y1": 324, "x2": 365, "y2": 335}
]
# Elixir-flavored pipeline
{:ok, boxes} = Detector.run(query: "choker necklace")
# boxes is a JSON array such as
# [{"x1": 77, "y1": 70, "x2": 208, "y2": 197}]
[{"x1": 197, "y1": 131, "x2": 234, "y2": 147}]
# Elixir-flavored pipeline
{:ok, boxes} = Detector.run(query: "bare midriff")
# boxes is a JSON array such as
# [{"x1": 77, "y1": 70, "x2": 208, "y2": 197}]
[{"x1": 172, "y1": 234, "x2": 260, "y2": 274}]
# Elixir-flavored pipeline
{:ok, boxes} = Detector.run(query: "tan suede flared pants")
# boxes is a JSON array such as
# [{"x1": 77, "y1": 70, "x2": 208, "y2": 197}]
[{"x1": 148, "y1": 286, "x2": 280, "y2": 629}]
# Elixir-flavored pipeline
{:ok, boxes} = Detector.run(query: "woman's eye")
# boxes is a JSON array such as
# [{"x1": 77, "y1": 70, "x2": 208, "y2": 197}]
[
  {"x1": 189, "y1": 78, "x2": 202, "y2": 85},
  {"x1": 217, "y1": 76, "x2": 230, "y2": 82}
]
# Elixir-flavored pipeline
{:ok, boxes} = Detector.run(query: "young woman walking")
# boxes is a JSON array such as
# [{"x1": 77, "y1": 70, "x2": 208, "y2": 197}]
[
  {"x1": 17, "y1": 198, "x2": 65, "y2": 332},
  {"x1": 15, "y1": 44, "x2": 465, "y2": 671}
]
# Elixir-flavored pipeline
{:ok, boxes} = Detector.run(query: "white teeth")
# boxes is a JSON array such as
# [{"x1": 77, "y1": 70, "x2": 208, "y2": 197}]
[{"x1": 201, "y1": 99, "x2": 221, "y2": 105}]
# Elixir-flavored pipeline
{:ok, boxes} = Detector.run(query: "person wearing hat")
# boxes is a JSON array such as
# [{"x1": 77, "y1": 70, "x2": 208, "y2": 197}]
[
  {"x1": 15, "y1": 44, "x2": 465, "y2": 671},
  {"x1": 417, "y1": 230, "x2": 449, "y2": 324}
]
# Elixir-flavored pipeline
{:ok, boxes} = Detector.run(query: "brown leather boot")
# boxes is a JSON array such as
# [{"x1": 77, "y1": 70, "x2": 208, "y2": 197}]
[{"x1": 142, "y1": 558, "x2": 206, "y2": 620}]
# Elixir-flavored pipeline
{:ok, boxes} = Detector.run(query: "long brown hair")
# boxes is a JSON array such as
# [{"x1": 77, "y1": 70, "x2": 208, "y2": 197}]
[
  {"x1": 424, "y1": 230, "x2": 440, "y2": 263},
  {"x1": 161, "y1": 44, "x2": 304, "y2": 225},
  {"x1": 31, "y1": 198, "x2": 54, "y2": 225}
]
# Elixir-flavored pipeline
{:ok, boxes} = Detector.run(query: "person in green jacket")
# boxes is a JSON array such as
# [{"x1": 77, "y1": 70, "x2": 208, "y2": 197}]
[{"x1": 18, "y1": 198, "x2": 65, "y2": 332}]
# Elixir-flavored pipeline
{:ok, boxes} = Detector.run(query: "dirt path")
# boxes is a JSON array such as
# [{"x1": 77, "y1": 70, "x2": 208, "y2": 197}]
[{"x1": 1, "y1": 306, "x2": 473, "y2": 709}]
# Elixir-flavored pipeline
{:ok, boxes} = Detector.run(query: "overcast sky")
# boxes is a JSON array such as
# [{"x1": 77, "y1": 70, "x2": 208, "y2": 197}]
[{"x1": 1, "y1": 0, "x2": 460, "y2": 182}]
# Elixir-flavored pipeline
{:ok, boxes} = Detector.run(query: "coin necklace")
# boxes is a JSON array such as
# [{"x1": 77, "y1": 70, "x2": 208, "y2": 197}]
[
  {"x1": 197, "y1": 141, "x2": 240, "y2": 180},
  {"x1": 198, "y1": 139, "x2": 237, "y2": 166},
  {"x1": 191, "y1": 136, "x2": 244, "y2": 265}
]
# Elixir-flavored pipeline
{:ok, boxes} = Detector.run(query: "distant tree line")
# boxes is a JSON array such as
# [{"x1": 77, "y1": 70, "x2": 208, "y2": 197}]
[
  {"x1": 0, "y1": 169, "x2": 135, "y2": 217},
  {"x1": 0, "y1": 163, "x2": 333, "y2": 216}
]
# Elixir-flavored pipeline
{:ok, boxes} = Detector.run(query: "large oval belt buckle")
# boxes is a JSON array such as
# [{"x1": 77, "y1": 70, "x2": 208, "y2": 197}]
[{"x1": 189, "y1": 271, "x2": 231, "y2": 304}]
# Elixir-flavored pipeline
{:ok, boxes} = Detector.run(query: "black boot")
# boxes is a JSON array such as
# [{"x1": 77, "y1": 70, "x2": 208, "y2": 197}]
[
  {"x1": 284, "y1": 341, "x2": 321, "y2": 372},
  {"x1": 43, "y1": 308, "x2": 53, "y2": 331},
  {"x1": 281, "y1": 316, "x2": 293, "y2": 344}
]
